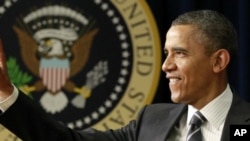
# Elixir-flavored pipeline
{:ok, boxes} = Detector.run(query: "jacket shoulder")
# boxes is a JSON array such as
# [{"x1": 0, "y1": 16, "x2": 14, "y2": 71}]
[
  {"x1": 143, "y1": 103, "x2": 185, "y2": 113},
  {"x1": 137, "y1": 103, "x2": 186, "y2": 121}
]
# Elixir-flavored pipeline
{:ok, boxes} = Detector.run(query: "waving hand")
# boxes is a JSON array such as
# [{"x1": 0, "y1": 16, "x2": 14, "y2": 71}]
[{"x1": 0, "y1": 39, "x2": 14, "y2": 101}]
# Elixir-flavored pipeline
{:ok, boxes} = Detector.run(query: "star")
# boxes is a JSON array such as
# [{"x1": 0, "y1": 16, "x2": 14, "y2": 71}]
[
  {"x1": 121, "y1": 42, "x2": 129, "y2": 49},
  {"x1": 112, "y1": 17, "x2": 119, "y2": 24},
  {"x1": 122, "y1": 60, "x2": 130, "y2": 67},
  {"x1": 101, "y1": 3, "x2": 108, "y2": 10},
  {"x1": 122, "y1": 51, "x2": 130, "y2": 58},
  {"x1": 105, "y1": 100, "x2": 112, "y2": 107},
  {"x1": 91, "y1": 112, "x2": 99, "y2": 119},
  {"x1": 118, "y1": 77, "x2": 126, "y2": 84},
  {"x1": 0, "y1": 7, "x2": 5, "y2": 14},
  {"x1": 76, "y1": 120, "x2": 83, "y2": 128},
  {"x1": 116, "y1": 25, "x2": 124, "y2": 32},
  {"x1": 115, "y1": 85, "x2": 122, "y2": 93},
  {"x1": 98, "y1": 106, "x2": 106, "y2": 114},
  {"x1": 119, "y1": 33, "x2": 127, "y2": 40},
  {"x1": 67, "y1": 123, "x2": 74, "y2": 129},
  {"x1": 94, "y1": 0, "x2": 102, "y2": 4},
  {"x1": 110, "y1": 93, "x2": 118, "y2": 100},
  {"x1": 107, "y1": 10, "x2": 114, "y2": 17},
  {"x1": 5, "y1": 0, "x2": 11, "y2": 8},
  {"x1": 84, "y1": 116, "x2": 91, "y2": 124},
  {"x1": 121, "y1": 69, "x2": 128, "y2": 76}
]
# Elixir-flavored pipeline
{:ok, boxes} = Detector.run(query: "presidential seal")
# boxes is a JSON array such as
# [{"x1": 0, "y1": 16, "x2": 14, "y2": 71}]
[{"x1": 0, "y1": 0, "x2": 161, "y2": 140}]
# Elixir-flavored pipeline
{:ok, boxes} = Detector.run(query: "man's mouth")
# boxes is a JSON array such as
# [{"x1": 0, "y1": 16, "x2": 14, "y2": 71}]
[
  {"x1": 169, "y1": 78, "x2": 180, "y2": 82},
  {"x1": 168, "y1": 77, "x2": 181, "y2": 85}
]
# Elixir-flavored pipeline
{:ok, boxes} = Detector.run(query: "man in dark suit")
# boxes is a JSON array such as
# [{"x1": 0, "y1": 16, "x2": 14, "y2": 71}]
[{"x1": 0, "y1": 10, "x2": 250, "y2": 141}]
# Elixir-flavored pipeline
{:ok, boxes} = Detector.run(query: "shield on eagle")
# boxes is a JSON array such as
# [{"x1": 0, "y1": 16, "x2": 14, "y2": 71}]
[{"x1": 39, "y1": 58, "x2": 70, "y2": 94}]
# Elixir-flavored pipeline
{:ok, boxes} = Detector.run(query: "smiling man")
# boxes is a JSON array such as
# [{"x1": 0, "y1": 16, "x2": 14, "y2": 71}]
[
  {"x1": 161, "y1": 11, "x2": 239, "y2": 140},
  {"x1": 0, "y1": 10, "x2": 250, "y2": 141},
  {"x1": 162, "y1": 24, "x2": 229, "y2": 109}
]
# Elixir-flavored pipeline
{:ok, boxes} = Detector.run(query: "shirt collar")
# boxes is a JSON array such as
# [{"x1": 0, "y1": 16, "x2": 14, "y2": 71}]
[{"x1": 187, "y1": 84, "x2": 233, "y2": 129}]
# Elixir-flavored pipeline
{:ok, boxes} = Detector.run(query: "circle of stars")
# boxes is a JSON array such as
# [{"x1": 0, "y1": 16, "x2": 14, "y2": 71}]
[{"x1": 67, "y1": 0, "x2": 131, "y2": 129}]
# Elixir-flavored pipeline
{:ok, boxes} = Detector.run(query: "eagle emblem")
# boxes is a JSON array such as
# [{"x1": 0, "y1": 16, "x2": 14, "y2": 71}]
[{"x1": 12, "y1": 5, "x2": 108, "y2": 114}]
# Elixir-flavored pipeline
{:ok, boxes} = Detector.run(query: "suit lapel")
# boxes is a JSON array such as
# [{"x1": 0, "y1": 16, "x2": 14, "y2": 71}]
[
  {"x1": 158, "y1": 104, "x2": 187, "y2": 140},
  {"x1": 138, "y1": 104, "x2": 187, "y2": 141},
  {"x1": 221, "y1": 94, "x2": 250, "y2": 141}
]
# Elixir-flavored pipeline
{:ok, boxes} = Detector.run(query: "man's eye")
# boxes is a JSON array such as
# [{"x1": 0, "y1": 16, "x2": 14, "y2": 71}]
[
  {"x1": 175, "y1": 51, "x2": 186, "y2": 57},
  {"x1": 164, "y1": 51, "x2": 168, "y2": 57},
  {"x1": 176, "y1": 51, "x2": 183, "y2": 54}
]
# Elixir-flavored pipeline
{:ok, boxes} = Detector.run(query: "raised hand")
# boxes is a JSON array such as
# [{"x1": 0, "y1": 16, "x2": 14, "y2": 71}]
[{"x1": 0, "y1": 39, "x2": 14, "y2": 101}]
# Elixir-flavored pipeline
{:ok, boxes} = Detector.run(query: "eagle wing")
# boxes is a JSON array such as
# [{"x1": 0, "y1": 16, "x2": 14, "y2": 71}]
[
  {"x1": 70, "y1": 28, "x2": 99, "y2": 77},
  {"x1": 13, "y1": 26, "x2": 39, "y2": 76}
]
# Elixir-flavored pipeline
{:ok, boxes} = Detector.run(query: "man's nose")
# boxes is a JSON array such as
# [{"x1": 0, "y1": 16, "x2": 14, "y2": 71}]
[{"x1": 162, "y1": 56, "x2": 176, "y2": 72}]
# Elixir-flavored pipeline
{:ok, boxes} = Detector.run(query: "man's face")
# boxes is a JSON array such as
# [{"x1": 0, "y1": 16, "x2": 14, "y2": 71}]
[{"x1": 162, "y1": 25, "x2": 215, "y2": 107}]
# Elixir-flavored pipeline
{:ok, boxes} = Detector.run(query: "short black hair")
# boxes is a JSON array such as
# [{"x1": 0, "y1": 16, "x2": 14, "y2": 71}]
[{"x1": 172, "y1": 10, "x2": 238, "y2": 57}]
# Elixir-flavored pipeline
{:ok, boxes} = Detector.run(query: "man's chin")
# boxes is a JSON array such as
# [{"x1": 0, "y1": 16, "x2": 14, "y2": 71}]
[{"x1": 170, "y1": 94, "x2": 182, "y2": 104}]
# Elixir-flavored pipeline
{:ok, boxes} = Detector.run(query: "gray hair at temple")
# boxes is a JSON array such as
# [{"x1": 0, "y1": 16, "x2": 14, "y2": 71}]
[{"x1": 171, "y1": 10, "x2": 238, "y2": 57}]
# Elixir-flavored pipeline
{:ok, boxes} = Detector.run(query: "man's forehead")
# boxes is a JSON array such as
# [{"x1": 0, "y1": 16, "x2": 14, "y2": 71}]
[
  {"x1": 166, "y1": 25, "x2": 196, "y2": 37},
  {"x1": 164, "y1": 25, "x2": 205, "y2": 52},
  {"x1": 165, "y1": 25, "x2": 194, "y2": 45}
]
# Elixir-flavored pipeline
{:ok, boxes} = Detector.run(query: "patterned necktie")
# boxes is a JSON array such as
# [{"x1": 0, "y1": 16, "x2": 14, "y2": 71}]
[{"x1": 186, "y1": 111, "x2": 207, "y2": 141}]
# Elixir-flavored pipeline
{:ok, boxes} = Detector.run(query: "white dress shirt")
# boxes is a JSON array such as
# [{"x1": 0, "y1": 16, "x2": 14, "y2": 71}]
[
  {"x1": 0, "y1": 86, "x2": 18, "y2": 114},
  {"x1": 167, "y1": 84, "x2": 233, "y2": 141}
]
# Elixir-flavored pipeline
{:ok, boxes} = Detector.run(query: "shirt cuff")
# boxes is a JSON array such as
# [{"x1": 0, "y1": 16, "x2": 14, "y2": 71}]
[{"x1": 0, "y1": 86, "x2": 19, "y2": 115}]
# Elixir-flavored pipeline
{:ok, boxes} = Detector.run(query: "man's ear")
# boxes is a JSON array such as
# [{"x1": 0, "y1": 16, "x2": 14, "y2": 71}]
[{"x1": 212, "y1": 49, "x2": 230, "y2": 73}]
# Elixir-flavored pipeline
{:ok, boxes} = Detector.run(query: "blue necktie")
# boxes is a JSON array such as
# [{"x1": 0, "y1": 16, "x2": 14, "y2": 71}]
[{"x1": 186, "y1": 111, "x2": 207, "y2": 141}]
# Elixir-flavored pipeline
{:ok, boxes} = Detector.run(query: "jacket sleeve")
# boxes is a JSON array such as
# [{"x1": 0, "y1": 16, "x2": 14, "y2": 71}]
[{"x1": 0, "y1": 91, "x2": 143, "y2": 141}]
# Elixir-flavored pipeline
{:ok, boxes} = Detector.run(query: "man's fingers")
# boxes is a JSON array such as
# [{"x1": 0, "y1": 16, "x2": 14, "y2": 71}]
[{"x1": 0, "y1": 38, "x2": 7, "y2": 73}]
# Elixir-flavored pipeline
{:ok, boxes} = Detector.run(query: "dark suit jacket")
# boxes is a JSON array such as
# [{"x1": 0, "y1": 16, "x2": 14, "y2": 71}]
[{"x1": 1, "y1": 91, "x2": 250, "y2": 141}]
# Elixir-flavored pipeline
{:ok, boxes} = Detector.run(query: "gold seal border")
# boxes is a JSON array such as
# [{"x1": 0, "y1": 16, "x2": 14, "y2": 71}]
[{"x1": 93, "y1": 0, "x2": 162, "y2": 130}]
